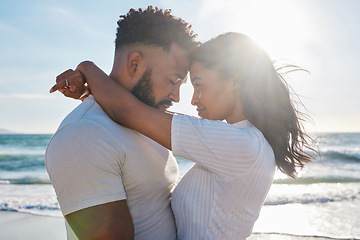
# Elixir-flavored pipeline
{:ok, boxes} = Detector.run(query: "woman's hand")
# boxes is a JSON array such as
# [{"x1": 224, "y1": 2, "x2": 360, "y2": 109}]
[{"x1": 50, "y1": 68, "x2": 90, "y2": 101}]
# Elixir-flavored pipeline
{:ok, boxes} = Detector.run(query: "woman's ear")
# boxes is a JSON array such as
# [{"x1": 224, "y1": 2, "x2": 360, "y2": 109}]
[{"x1": 127, "y1": 51, "x2": 143, "y2": 77}]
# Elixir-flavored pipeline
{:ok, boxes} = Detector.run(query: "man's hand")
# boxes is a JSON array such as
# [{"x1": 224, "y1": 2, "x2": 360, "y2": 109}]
[{"x1": 50, "y1": 69, "x2": 89, "y2": 101}]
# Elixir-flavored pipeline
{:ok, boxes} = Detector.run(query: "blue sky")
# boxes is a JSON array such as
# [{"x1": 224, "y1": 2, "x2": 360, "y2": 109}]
[{"x1": 1, "y1": 0, "x2": 359, "y2": 133}]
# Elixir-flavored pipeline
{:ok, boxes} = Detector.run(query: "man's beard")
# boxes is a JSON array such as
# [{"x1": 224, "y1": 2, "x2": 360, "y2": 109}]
[
  {"x1": 131, "y1": 69, "x2": 173, "y2": 109},
  {"x1": 131, "y1": 69, "x2": 156, "y2": 108}
]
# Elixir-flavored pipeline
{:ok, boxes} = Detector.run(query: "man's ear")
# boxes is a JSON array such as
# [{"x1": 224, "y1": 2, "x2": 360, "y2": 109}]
[
  {"x1": 228, "y1": 78, "x2": 240, "y2": 90},
  {"x1": 127, "y1": 51, "x2": 143, "y2": 77},
  {"x1": 234, "y1": 80, "x2": 240, "y2": 90}
]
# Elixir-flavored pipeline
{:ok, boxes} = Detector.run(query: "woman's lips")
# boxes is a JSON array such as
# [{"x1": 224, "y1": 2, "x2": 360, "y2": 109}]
[{"x1": 197, "y1": 108, "x2": 205, "y2": 115}]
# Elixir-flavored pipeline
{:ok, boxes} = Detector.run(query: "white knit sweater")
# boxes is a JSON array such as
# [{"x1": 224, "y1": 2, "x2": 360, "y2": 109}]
[{"x1": 171, "y1": 115, "x2": 276, "y2": 240}]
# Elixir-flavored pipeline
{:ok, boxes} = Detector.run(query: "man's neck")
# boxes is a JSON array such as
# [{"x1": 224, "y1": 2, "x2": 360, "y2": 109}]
[{"x1": 109, "y1": 67, "x2": 131, "y2": 90}]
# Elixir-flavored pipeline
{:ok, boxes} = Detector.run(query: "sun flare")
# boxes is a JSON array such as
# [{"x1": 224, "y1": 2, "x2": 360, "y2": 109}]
[{"x1": 220, "y1": 0, "x2": 316, "y2": 60}]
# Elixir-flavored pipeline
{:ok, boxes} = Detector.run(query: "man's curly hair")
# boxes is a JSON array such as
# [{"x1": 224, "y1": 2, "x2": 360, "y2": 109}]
[{"x1": 115, "y1": 6, "x2": 199, "y2": 52}]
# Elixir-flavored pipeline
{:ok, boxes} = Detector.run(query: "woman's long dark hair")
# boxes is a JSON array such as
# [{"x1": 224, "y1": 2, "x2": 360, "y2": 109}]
[{"x1": 192, "y1": 32, "x2": 317, "y2": 178}]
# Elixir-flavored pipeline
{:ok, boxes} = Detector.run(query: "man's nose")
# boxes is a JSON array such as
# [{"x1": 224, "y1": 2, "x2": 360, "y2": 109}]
[{"x1": 169, "y1": 82, "x2": 181, "y2": 103}]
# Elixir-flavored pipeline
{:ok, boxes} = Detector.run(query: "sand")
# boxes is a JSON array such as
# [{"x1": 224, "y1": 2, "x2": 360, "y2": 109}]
[
  {"x1": 0, "y1": 212, "x2": 66, "y2": 240},
  {"x1": 0, "y1": 211, "x2": 356, "y2": 240},
  {"x1": 249, "y1": 233, "x2": 357, "y2": 240}
]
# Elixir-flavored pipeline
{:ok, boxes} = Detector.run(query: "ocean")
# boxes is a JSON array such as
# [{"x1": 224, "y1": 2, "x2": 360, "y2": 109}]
[{"x1": 0, "y1": 133, "x2": 359, "y2": 239}]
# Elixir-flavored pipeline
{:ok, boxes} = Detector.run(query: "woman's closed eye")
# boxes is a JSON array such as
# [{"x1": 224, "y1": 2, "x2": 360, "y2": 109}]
[{"x1": 193, "y1": 83, "x2": 203, "y2": 89}]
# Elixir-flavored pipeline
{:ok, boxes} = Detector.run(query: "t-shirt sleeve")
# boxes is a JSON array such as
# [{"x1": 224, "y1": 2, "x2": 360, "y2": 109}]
[
  {"x1": 171, "y1": 115, "x2": 261, "y2": 181},
  {"x1": 45, "y1": 120, "x2": 127, "y2": 216}
]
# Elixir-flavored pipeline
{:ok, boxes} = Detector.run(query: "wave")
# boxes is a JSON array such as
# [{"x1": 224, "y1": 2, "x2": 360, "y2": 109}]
[
  {"x1": 0, "y1": 183, "x2": 61, "y2": 217},
  {"x1": 0, "y1": 147, "x2": 46, "y2": 156},
  {"x1": 320, "y1": 150, "x2": 360, "y2": 162},
  {"x1": 266, "y1": 179, "x2": 360, "y2": 206},
  {"x1": 0, "y1": 177, "x2": 51, "y2": 185},
  {"x1": 0, "y1": 154, "x2": 45, "y2": 171},
  {"x1": 0, "y1": 203, "x2": 60, "y2": 212},
  {"x1": 251, "y1": 232, "x2": 360, "y2": 240},
  {"x1": 274, "y1": 177, "x2": 360, "y2": 185},
  {"x1": 0, "y1": 203, "x2": 61, "y2": 217},
  {"x1": 264, "y1": 194, "x2": 358, "y2": 206}
]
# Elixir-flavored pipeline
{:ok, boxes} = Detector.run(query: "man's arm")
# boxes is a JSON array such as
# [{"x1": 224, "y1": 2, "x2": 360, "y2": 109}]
[{"x1": 66, "y1": 200, "x2": 134, "y2": 240}]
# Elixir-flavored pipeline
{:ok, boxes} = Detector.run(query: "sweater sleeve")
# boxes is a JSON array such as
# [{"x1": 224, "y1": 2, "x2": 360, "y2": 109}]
[{"x1": 171, "y1": 115, "x2": 262, "y2": 181}]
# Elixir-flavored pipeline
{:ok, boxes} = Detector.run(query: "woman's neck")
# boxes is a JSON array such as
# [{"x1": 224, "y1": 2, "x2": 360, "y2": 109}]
[{"x1": 225, "y1": 101, "x2": 246, "y2": 124}]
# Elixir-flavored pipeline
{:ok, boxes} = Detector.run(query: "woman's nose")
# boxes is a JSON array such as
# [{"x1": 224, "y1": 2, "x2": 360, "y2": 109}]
[{"x1": 191, "y1": 90, "x2": 201, "y2": 106}]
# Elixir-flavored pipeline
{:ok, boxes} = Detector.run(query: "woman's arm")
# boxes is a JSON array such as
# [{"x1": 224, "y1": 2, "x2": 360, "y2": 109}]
[{"x1": 52, "y1": 61, "x2": 173, "y2": 150}]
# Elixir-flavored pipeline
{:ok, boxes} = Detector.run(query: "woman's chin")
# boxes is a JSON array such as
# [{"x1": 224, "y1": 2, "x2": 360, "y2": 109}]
[
  {"x1": 197, "y1": 109, "x2": 206, "y2": 118},
  {"x1": 198, "y1": 112, "x2": 209, "y2": 120}
]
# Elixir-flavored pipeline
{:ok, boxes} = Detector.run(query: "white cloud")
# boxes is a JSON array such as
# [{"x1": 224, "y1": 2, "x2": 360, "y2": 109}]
[{"x1": 44, "y1": 5, "x2": 105, "y2": 37}]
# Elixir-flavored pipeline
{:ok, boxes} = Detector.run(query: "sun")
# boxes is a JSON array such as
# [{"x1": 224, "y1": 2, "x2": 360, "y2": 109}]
[{"x1": 223, "y1": 0, "x2": 316, "y2": 60}]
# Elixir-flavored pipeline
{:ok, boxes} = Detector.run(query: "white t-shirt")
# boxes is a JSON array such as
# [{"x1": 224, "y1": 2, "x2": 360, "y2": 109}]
[
  {"x1": 171, "y1": 115, "x2": 276, "y2": 240},
  {"x1": 45, "y1": 96, "x2": 178, "y2": 240}
]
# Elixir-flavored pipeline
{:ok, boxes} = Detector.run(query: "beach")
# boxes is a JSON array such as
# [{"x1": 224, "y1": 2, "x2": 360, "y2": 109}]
[
  {"x1": 0, "y1": 133, "x2": 359, "y2": 239},
  {"x1": 0, "y1": 212, "x2": 66, "y2": 240},
  {"x1": 0, "y1": 211, "x2": 357, "y2": 240}
]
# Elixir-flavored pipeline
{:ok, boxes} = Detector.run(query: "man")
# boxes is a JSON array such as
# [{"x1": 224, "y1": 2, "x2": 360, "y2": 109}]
[{"x1": 45, "y1": 6, "x2": 198, "y2": 240}]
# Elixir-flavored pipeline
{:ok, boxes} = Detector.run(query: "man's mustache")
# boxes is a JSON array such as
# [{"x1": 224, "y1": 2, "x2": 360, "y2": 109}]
[{"x1": 155, "y1": 100, "x2": 173, "y2": 108}]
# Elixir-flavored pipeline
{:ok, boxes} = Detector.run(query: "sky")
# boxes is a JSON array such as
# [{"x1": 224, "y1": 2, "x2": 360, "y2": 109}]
[{"x1": 0, "y1": 0, "x2": 359, "y2": 133}]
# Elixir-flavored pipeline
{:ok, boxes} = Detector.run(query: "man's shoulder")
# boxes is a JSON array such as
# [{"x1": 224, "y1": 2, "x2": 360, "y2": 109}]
[
  {"x1": 57, "y1": 96, "x2": 112, "y2": 130},
  {"x1": 45, "y1": 119, "x2": 128, "y2": 185},
  {"x1": 46, "y1": 120, "x2": 120, "y2": 159},
  {"x1": 54, "y1": 119, "x2": 113, "y2": 141},
  {"x1": 55, "y1": 97, "x2": 134, "y2": 141}
]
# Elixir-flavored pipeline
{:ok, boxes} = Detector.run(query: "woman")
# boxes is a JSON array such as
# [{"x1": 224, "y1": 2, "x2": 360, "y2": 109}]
[{"x1": 52, "y1": 32, "x2": 316, "y2": 239}]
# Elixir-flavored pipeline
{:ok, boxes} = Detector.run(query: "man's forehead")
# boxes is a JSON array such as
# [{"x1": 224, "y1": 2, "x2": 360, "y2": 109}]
[
  {"x1": 138, "y1": 43, "x2": 190, "y2": 79},
  {"x1": 168, "y1": 43, "x2": 191, "y2": 75}
]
